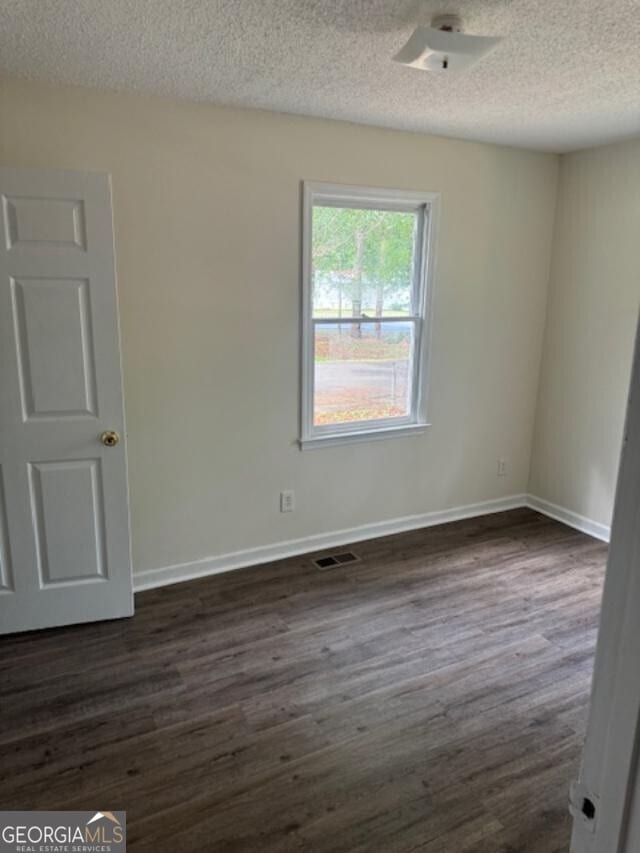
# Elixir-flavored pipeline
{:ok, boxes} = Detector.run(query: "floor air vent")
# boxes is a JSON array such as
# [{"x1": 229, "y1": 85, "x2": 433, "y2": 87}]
[{"x1": 312, "y1": 551, "x2": 360, "y2": 570}]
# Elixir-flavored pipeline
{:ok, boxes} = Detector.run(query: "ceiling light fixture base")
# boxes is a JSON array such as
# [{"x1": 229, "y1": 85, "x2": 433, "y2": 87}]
[{"x1": 393, "y1": 13, "x2": 501, "y2": 74}]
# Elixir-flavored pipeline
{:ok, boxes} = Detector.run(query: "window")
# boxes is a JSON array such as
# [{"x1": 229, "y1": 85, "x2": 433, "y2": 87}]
[{"x1": 300, "y1": 182, "x2": 438, "y2": 448}]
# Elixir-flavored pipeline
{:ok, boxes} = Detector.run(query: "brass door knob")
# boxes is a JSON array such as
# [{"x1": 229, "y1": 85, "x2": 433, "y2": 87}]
[{"x1": 100, "y1": 430, "x2": 120, "y2": 447}]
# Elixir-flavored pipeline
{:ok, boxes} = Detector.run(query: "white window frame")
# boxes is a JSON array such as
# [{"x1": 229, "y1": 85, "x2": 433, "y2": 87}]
[{"x1": 300, "y1": 181, "x2": 439, "y2": 450}]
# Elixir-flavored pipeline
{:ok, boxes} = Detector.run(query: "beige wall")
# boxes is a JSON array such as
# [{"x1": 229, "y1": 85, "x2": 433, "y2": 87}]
[
  {"x1": 0, "y1": 77, "x2": 558, "y2": 575},
  {"x1": 529, "y1": 139, "x2": 640, "y2": 528}
]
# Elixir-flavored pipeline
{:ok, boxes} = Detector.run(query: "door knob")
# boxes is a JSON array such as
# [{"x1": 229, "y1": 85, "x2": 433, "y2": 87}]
[{"x1": 100, "y1": 430, "x2": 120, "y2": 447}]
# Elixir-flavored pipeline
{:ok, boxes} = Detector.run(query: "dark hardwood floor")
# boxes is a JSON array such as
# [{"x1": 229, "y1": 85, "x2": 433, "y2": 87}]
[{"x1": 0, "y1": 508, "x2": 606, "y2": 852}]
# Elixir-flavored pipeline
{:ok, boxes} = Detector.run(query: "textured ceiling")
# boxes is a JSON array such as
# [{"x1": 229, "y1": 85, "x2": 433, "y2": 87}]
[{"x1": 1, "y1": 0, "x2": 639, "y2": 152}]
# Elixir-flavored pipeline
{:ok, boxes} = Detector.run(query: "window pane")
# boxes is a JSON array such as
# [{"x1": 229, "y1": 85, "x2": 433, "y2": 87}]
[
  {"x1": 314, "y1": 321, "x2": 414, "y2": 426},
  {"x1": 312, "y1": 206, "x2": 416, "y2": 318}
]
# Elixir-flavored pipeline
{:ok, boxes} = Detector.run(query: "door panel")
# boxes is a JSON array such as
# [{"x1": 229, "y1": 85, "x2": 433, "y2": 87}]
[
  {"x1": 29, "y1": 460, "x2": 107, "y2": 585},
  {"x1": 12, "y1": 277, "x2": 97, "y2": 418},
  {"x1": 4, "y1": 195, "x2": 87, "y2": 251},
  {"x1": 0, "y1": 468, "x2": 13, "y2": 593},
  {"x1": 0, "y1": 167, "x2": 132, "y2": 634}
]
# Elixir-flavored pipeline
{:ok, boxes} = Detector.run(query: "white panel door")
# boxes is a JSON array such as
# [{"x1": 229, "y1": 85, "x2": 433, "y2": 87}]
[
  {"x1": 0, "y1": 167, "x2": 133, "y2": 634},
  {"x1": 570, "y1": 315, "x2": 640, "y2": 852}
]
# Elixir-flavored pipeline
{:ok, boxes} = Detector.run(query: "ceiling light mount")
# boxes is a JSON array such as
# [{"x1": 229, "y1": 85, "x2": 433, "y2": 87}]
[
  {"x1": 393, "y1": 13, "x2": 500, "y2": 74},
  {"x1": 430, "y1": 14, "x2": 463, "y2": 33}
]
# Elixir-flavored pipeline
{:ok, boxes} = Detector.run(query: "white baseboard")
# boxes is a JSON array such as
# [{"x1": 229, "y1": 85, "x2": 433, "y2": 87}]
[
  {"x1": 133, "y1": 492, "x2": 611, "y2": 593},
  {"x1": 526, "y1": 494, "x2": 611, "y2": 543},
  {"x1": 133, "y1": 494, "x2": 527, "y2": 592}
]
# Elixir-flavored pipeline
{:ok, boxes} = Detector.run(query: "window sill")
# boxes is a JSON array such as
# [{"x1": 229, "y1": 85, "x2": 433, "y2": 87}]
[{"x1": 299, "y1": 422, "x2": 431, "y2": 450}]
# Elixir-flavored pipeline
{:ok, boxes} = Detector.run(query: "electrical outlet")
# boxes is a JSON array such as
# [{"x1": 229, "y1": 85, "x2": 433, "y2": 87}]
[
  {"x1": 280, "y1": 490, "x2": 295, "y2": 513},
  {"x1": 497, "y1": 458, "x2": 508, "y2": 477}
]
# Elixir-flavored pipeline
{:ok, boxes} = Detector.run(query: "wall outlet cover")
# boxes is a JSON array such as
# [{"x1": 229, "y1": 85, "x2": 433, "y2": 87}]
[{"x1": 280, "y1": 490, "x2": 295, "y2": 512}]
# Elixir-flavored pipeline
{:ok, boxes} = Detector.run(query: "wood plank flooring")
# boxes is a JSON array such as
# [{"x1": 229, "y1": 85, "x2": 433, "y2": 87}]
[{"x1": 0, "y1": 508, "x2": 606, "y2": 852}]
